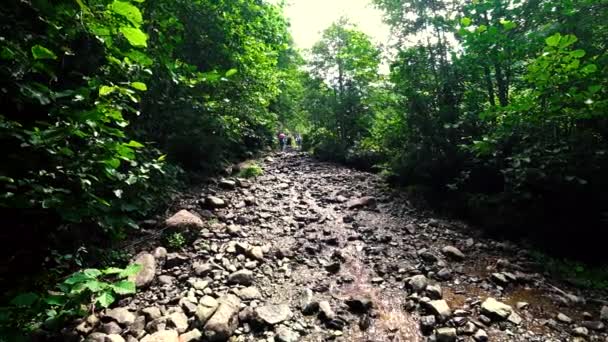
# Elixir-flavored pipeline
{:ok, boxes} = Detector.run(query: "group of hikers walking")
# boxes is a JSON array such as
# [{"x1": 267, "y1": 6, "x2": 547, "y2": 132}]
[{"x1": 277, "y1": 131, "x2": 302, "y2": 151}]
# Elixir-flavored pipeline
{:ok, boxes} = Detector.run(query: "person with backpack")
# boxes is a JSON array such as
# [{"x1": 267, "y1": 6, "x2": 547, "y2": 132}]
[{"x1": 278, "y1": 132, "x2": 286, "y2": 151}]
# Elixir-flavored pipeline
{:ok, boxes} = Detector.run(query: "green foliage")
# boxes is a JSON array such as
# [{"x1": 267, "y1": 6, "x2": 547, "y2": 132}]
[
  {"x1": 238, "y1": 163, "x2": 264, "y2": 179},
  {"x1": 530, "y1": 252, "x2": 608, "y2": 289},
  {"x1": 1, "y1": 264, "x2": 140, "y2": 334},
  {"x1": 166, "y1": 232, "x2": 186, "y2": 250}
]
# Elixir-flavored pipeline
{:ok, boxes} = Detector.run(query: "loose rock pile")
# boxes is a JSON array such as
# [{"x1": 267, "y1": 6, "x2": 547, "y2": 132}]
[{"x1": 64, "y1": 152, "x2": 607, "y2": 342}]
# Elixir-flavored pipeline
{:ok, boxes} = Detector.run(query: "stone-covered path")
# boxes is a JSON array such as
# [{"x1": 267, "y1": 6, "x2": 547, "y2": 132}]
[{"x1": 74, "y1": 152, "x2": 608, "y2": 342}]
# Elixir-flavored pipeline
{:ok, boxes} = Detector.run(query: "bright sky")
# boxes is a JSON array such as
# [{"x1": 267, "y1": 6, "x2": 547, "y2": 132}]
[{"x1": 271, "y1": 0, "x2": 392, "y2": 51}]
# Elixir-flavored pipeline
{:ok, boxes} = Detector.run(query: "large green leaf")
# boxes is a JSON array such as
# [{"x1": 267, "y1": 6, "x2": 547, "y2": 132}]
[
  {"x1": 111, "y1": 281, "x2": 136, "y2": 295},
  {"x1": 130, "y1": 82, "x2": 147, "y2": 91},
  {"x1": 119, "y1": 263, "x2": 142, "y2": 278},
  {"x1": 120, "y1": 27, "x2": 147, "y2": 47},
  {"x1": 111, "y1": 0, "x2": 143, "y2": 26},
  {"x1": 10, "y1": 293, "x2": 39, "y2": 307},
  {"x1": 31, "y1": 45, "x2": 57, "y2": 60},
  {"x1": 96, "y1": 291, "x2": 115, "y2": 308},
  {"x1": 545, "y1": 33, "x2": 561, "y2": 47}
]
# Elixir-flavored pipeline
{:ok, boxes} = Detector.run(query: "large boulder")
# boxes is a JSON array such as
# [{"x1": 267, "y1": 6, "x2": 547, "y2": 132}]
[
  {"x1": 104, "y1": 307, "x2": 135, "y2": 326},
  {"x1": 441, "y1": 246, "x2": 465, "y2": 260},
  {"x1": 196, "y1": 296, "x2": 219, "y2": 325},
  {"x1": 165, "y1": 210, "x2": 204, "y2": 231},
  {"x1": 128, "y1": 253, "x2": 156, "y2": 288},
  {"x1": 227, "y1": 269, "x2": 254, "y2": 286},
  {"x1": 205, "y1": 195, "x2": 227, "y2": 209},
  {"x1": 424, "y1": 300, "x2": 451, "y2": 321},
  {"x1": 204, "y1": 295, "x2": 241, "y2": 341}
]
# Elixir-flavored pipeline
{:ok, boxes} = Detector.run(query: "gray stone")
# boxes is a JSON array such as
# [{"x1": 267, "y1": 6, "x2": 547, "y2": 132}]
[
  {"x1": 420, "y1": 315, "x2": 436, "y2": 334},
  {"x1": 101, "y1": 322, "x2": 122, "y2": 335},
  {"x1": 276, "y1": 325, "x2": 300, "y2": 342},
  {"x1": 473, "y1": 329, "x2": 488, "y2": 342},
  {"x1": 426, "y1": 284, "x2": 442, "y2": 299},
  {"x1": 105, "y1": 335, "x2": 125, "y2": 342},
  {"x1": 441, "y1": 246, "x2": 465, "y2": 260},
  {"x1": 179, "y1": 329, "x2": 202, "y2": 342},
  {"x1": 601, "y1": 306, "x2": 608, "y2": 322},
  {"x1": 104, "y1": 308, "x2": 136, "y2": 326},
  {"x1": 165, "y1": 253, "x2": 188, "y2": 268},
  {"x1": 507, "y1": 311, "x2": 522, "y2": 325},
  {"x1": 219, "y1": 179, "x2": 237, "y2": 189},
  {"x1": 346, "y1": 196, "x2": 376, "y2": 209},
  {"x1": 255, "y1": 304, "x2": 293, "y2": 325},
  {"x1": 204, "y1": 294, "x2": 241, "y2": 341},
  {"x1": 142, "y1": 307, "x2": 162, "y2": 321},
  {"x1": 153, "y1": 247, "x2": 167, "y2": 260},
  {"x1": 557, "y1": 312, "x2": 573, "y2": 324},
  {"x1": 481, "y1": 298, "x2": 512, "y2": 321},
  {"x1": 195, "y1": 295, "x2": 219, "y2": 325},
  {"x1": 319, "y1": 301, "x2": 335, "y2": 320},
  {"x1": 85, "y1": 333, "x2": 108, "y2": 342},
  {"x1": 205, "y1": 196, "x2": 227, "y2": 209},
  {"x1": 581, "y1": 320, "x2": 605, "y2": 331},
  {"x1": 425, "y1": 300, "x2": 451, "y2": 321},
  {"x1": 167, "y1": 311, "x2": 189, "y2": 333},
  {"x1": 165, "y1": 210, "x2": 204, "y2": 231},
  {"x1": 237, "y1": 286, "x2": 262, "y2": 300},
  {"x1": 409, "y1": 275, "x2": 428, "y2": 292},
  {"x1": 129, "y1": 253, "x2": 156, "y2": 288},
  {"x1": 227, "y1": 269, "x2": 254, "y2": 285},
  {"x1": 140, "y1": 330, "x2": 179, "y2": 342},
  {"x1": 572, "y1": 326, "x2": 589, "y2": 337},
  {"x1": 192, "y1": 262, "x2": 211, "y2": 276},
  {"x1": 436, "y1": 327, "x2": 457, "y2": 342}
]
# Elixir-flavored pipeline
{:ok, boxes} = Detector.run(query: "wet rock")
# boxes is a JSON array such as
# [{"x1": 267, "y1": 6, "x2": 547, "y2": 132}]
[
  {"x1": 165, "y1": 210, "x2": 204, "y2": 231},
  {"x1": 436, "y1": 268, "x2": 452, "y2": 280},
  {"x1": 195, "y1": 295, "x2": 219, "y2": 325},
  {"x1": 205, "y1": 196, "x2": 227, "y2": 209},
  {"x1": 425, "y1": 300, "x2": 451, "y2": 321},
  {"x1": 129, "y1": 253, "x2": 156, "y2": 288},
  {"x1": 227, "y1": 269, "x2": 254, "y2": 286},
  {"x1": 346, "y1": 196, "x2": 376, "y2": 209},
  {"x1": 255, "y1": 304, "x2": 293, "y2": 325},
  {"x1": 204, "y1": 294, "x2": 240, "y2": 341},
  {"x1": 481, "y1": 298, "x2": 512, "y2": 321},
  {"x1": 436, "y1": 327, "x2": 457, "y2": 342},
  {"x1": 104, "y1": 308, "x2": 135, "y2": 326},
  {"x1": 441, "y1": 246, "x2": 465, "y2": 260},
  {"x1": 140, "y1": 330, "x2": 179, "y2": 342}
]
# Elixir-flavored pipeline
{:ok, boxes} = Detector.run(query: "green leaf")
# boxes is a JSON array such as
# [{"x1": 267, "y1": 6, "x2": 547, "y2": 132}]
[
  {"x1": 111, "y1": 281, "x2": 136, "y2": 295},
  {"x1": 120, "y1": 27, "x2": 147, "y2": 47},
  {"x1": 125, "y1": 140, "x2": 144, "y2": 148},
  {"x1": 119, "y1": 263, "x2": 142, "y2": 278},
  {"x1": 460, "y1": 17, "x2": 471, "y2": 27},
  {"x1": 31, "y1": 45, "x2": 57, "y2": 60},
  {"x1": 64, "y1": 272, "x2": 90, "y2": 285},
  {"x1": 96, "y1": 291, "x2": 115, "y2": 308},
  {"x1": 476, "y1": 25, "x2": 487, "y2": 33},
  {"x1": 102, "y1": 267, "x2": 124, "y2": 275},
  {"x1": 500, "y1": 20, "x2": 516, "y2": 30},
  {"x1": 44, "y1": 294, "x2": 67, "y2": 306},
  {"x1": 157, "y1": 154, "x2": 167, "y2": 162},
  {"x1": 99, "y1": 86, "x2": 116, "y2": 96},
  {"x1": 225, "y1": 69, "x2": 238, "y2": 77},
  {"x1": 545, "y1": 33, "x2": 561, "y2": 47},
  {"x1": 83, "y1": 269, "x2": 102, "y2": 278},
  {"x1": 571, "y1": 49, "x2": 586, "y2": 58},
  {"x1": 1, "y1": 47, "x2": 15, "y2": 60},
  {"x1": 581, "y1": 64, "x2": 597, "y2": 74},
  {"x1": 111, "y1": 0, "x2": 143, "y2": 26},
  {"x1": 559, "y1": 34, "x2": 578, "y2": 48},
  {"x1": 130, "y1": 82, "x2": 147, "y2": 91},
  {"x1": 83, "y1": 280, "x2": 105, "y2": 292},
  {"x1": 11, "y1": 293, "x2": 39, "y2": 307},
  {"x1": 124, "y1": 50, "x2": 153, "y2": 66}
]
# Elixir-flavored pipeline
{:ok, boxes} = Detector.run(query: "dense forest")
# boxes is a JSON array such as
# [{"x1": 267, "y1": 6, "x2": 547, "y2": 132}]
[{"x1": 1, "y1": 0, "x2": 607, "y2": 340}]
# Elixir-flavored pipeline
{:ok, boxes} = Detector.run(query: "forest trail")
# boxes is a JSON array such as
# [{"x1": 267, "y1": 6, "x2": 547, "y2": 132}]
[{"x1": 79, "y1": 152, "x2": 608, "y2": 342}]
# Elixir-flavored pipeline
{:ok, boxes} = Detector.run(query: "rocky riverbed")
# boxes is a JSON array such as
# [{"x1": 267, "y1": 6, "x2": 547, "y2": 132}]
[{"x1": 67, "y1": 152, "x2": 608, "y2": 342}]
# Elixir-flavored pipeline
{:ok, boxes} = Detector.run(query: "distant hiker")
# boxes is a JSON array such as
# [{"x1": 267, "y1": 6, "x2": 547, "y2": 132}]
[
  {"x1": 295, "y1": 134, "x2": 302, "y2": 149},
  {"x1": 278, "y1": 132, "x2": 286, "y2": 151},
  {"x1": 287, "y1": 135, "x2": 293, "y2": 148}
]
